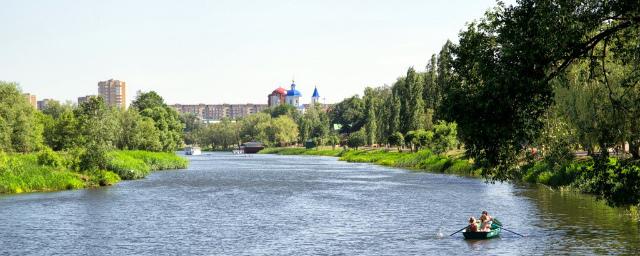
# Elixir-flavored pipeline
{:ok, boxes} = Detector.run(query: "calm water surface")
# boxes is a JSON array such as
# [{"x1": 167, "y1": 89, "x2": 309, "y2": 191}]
[{"x1": 1, "y1": 153, "x2": 638, "y2": 255}]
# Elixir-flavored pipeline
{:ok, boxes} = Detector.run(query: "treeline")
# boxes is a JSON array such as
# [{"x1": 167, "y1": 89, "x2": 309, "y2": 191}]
[
  {"x1": 184, "y1": 104, "x2": 337, "y2": 150},
  {"x1": 0, "y1": 81, "x2": 184, "y2": 171}
]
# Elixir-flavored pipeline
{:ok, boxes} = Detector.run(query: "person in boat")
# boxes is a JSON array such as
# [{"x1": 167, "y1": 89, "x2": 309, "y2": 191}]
[
  {"x1": 466, "y1": 217, "x2": 478, "y2": 232},
  {"x1": 479, "y1": 215, "x2": 491, "y2": 231},
  {"x1": 480, "y1": 211, "x2": 493, "y2": 231}
]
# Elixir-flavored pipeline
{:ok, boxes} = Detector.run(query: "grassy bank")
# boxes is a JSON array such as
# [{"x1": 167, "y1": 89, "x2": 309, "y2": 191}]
[
  {"x1": 0, "y1": 150, "x2": 187, "y2": 194},
  {"x1": 260, "y1": 147, "x2": 479, "y2": 176},
  {"x1": 259, "y1": 147, "x2": 345, "y2": 157}
]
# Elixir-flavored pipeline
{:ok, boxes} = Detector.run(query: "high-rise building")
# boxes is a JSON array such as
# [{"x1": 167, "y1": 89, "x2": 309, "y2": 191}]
[
  {"x1": 98, "y1": 79, "x2": 126, "y2": 109},
  {"x1": 78, "y1": 95, "x2": 97, "y2": 105},
  {"x1": 23, "y1": 93, "x2": 37, "y2": 108},
  {"x1": 37, "y1": 98, "x2": 58, "y2": 110}
]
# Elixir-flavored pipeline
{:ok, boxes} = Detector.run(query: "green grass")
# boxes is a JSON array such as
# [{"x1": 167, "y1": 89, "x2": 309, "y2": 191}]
[
  {"x1": 0, "y1": 154, "x2": 85, "y2": 193},
  {"x1": 0, "y1": 150, "x2": 187, "y2": 194},
  {"x1": 262, "y1": 147, "x2": 478, "y2": 176},
  {"x1": 259, "y1": 147, "x2": 345, "y2": 157},
  {"x1": 107, "y1": 150, "x2": 188, "y2": 180}
]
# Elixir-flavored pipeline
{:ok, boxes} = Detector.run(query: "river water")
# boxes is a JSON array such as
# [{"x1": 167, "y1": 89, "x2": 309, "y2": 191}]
[{"x1": 1, "y1": 153, "x2": 638, "y2": 255}]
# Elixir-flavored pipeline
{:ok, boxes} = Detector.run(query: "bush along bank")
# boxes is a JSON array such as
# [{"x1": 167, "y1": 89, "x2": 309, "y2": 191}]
[
  {"x1": 260, "y1": 147, "x2": 478, "y2": 176},
  {"x1": 0, "y1": 149, "x2": 188, "y2": 194}
]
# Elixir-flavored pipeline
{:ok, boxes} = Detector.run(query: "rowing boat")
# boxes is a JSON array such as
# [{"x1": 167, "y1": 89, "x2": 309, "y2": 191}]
[{"x1": 462, "y1": 222, "x2": 501, "y2": 239}]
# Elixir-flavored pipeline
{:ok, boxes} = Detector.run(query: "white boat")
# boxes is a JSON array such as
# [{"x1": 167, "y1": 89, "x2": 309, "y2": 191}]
[{"x1": 185, "y1": 146, "x2": 202, "y2": 155}]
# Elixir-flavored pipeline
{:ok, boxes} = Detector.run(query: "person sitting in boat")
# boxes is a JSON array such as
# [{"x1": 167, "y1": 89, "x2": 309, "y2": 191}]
[
  {"x1": 479, "y1": 214, "x2": 491, "y2": 231},
  {"x1": 466, "y1": 217, "x2": 478, "y2": 232},
  {"x1": 480, "y1": 211, "x2": 493, "y2": 231}
]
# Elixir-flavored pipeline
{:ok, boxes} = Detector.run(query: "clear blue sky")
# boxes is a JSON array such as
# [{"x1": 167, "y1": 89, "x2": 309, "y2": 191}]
[{"x1": 1, "y1": 0, "x2": 513, "y2": 105}]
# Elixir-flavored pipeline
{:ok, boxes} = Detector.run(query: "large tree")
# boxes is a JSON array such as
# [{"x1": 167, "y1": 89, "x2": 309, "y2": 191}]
[
  {"x1": 329, "y1": 95, "x2": 365, "y2": 134},
  {"x1": 131, "y1": 91, "x2": 184, "y2": 151},
  {"x1": 0, "y1": 81, "x2": 43, "y2": 152},
  {"x1": 443, "y1": 0, "x2": 640, "y2": 179}
]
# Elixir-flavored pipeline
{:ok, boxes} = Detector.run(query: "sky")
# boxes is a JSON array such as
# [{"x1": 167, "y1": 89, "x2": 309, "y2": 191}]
[{"x1": 0, "y1": 0, "x2": 514, "y2": 105}]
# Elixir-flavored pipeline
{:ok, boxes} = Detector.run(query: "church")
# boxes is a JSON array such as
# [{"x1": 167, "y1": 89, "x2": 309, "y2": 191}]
[{"x1": 268, "y1": 81, "x2": 320, "y2": 109}]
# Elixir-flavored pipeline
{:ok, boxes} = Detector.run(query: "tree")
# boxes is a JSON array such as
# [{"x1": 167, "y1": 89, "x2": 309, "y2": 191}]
[
  {"x1": 118, "y1": 109, "x2": 162, "y2": 151},
  {"x1": 388, "y1": 132, "x2": 404, "y2": 151},
  {"x1": 442, "y1": 0, "x2": 640, "y2": 179},
  {"x1": 328, "y1": 134, "x2": 340, "y2": 150},
  {"x1": 270, "y1": 115, "x2": 299, "y2": 146},
  {"x1": 424, "y1": 54, "x2": 439, "y2": 112},
  {"x1": 363, "y1": 87, "x2": 378, "y2": 146},
  {"x1": 42, "y1": 105, "x2": 79, "y2": 151},
  {"x1": 329, "y1": 95, "x2": 365, "y2": 134},
  {"x1": 298, "y1": 104, "x2": 330, "y2": 144},
  {"x1": 0, "y1": 81, "x2": 43, "y2": 152},
  {"x1": 431, "y1": 121, "x2": 458, "y2": 155},
  {"x1": 347, "y1": 128, "x2": 366, "y2": 149},
  {"x1": 130, "y1": 91, "x2": 166, "y2": 112},
  {"x1": 75, "y1": 96, "x2": 120, "y2": 149},
  {"x1": 239, "y1": 112, "x2": 271, "y2": 143},
  {"x1": 132, "y1": 91, "x2": 184, "y2": 151}
]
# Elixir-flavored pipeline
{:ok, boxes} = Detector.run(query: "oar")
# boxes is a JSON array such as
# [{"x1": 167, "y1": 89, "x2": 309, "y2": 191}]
[
  {"x1": 495, "y1": 224, "x2": 525, "y2": 237},
  {"x1": 449, "y1": 225, "x2": 470, "y2": 236}
]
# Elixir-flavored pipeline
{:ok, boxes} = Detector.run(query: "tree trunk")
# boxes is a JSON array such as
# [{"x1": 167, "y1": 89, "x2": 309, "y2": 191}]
[{"x1": 630, "y1": 141, "x2": 640, "y2": 159}]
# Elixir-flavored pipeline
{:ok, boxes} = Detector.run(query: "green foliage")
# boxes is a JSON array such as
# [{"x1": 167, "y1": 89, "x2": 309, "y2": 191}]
[
  {"x1": 431, "y1": 121, "x2": 458, "y2": 155},
  {"x1": 336, "y1": 149, "x2": 475, "y2": 176},
  {"x1": 388, "y1": 132, "x2": 404, "y2": 149},
  {"x1": 133, "y1": 91, "x2": 184, "y2": 152},
  {"x1": 577, "y1": 158, "x2": 640, "y2": 206},
  {"x1": 89, "y1": 170, "x2": 121, "y2": 186},
  {"x1": 79, "y1": 143, "x2": 112, "y2": 172},
  {"x1": 36, "y1": 147, "x2": 63, "y2": 168},
  {"x1": 329, "y1": 95, "x2": 365, "y2": 134},
  {"x1": 259, "y1": 147, "x2": 345, "y2": 157},
  {"x1": 0, "y1": 81, "x2": 43, "y2": 152},
  {"x1": 75, "y1": 96, "x2": 120, "y2": 148},
  {"x1": 106, "y1": 150, "x2": 187, "y2": 180},
  {"x1": 42, "y1": 104, "x2": 79, "y2": 151},
  {"x1": 239, "y1": 113, "x2": 271, "y2": 143},
  {"x1": 298, "y1": 104, "x2": 329, "y2": 144},
  {"x1": 0, "y1": 154, "x2": 85, "y2": 193},
  {"x1": 118, "y1": 109, "x2": 163, "y2": 151},
  {"x1": 346, "y1": 129, "x2": 367, "y2": 149},
  {"x1": 271, "y1": 115, "x2": 299, "y2": 146}
]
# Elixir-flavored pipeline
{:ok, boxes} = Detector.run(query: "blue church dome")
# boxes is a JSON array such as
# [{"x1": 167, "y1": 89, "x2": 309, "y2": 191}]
[
  {"x1": 287, "y1": 82, "x2": 302, "y2": 97},
  {"x1": 312, "y1": 87, "x2": 320, "y2": 98}
]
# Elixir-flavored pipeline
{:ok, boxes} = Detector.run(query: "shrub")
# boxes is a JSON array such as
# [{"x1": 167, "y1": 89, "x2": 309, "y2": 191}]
[
  {"x1": 36, "y1": 147, "x2": 63, "y2": 168},
  {"x1": 79, "y1": 143, "x2": 112, "y2": 171},
  {"x1": 347, "y1": 129, "x2": 367, "y2": 149},
  {"x1": 388, "y1": 132, "x2": 404, "y2": 150}
]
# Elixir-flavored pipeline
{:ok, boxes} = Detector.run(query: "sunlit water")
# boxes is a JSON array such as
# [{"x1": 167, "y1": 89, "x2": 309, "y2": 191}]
[{"x1": 1, "y1": 153, "x2": 638, "y2": 255}]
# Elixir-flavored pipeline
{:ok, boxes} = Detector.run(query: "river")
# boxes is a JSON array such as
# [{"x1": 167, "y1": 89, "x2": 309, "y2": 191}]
[{"x1": 0, "y1": 153, "x2": 638, "y2": 255}]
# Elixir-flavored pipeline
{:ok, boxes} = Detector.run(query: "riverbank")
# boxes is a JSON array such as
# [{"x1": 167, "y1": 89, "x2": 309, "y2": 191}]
[
  {"x1": 260, "y1": 147, "x2": 640, "y2": 212},
  {"x1": 0, "y1": 150, "x2": 188, "y2": 194},
  {"x1": 259, "y1": 147, "x2": 478, "y2": 176}
]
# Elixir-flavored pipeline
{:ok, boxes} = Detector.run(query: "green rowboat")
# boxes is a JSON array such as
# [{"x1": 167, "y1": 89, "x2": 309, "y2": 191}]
[{"x1": 462, "y1": 223, "x2": 501, "y2": 239}]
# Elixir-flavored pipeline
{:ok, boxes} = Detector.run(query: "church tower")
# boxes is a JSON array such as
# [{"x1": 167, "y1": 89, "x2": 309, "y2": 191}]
[{"x1": 311, "y1": 86, "x2": 320, "y2": 104}]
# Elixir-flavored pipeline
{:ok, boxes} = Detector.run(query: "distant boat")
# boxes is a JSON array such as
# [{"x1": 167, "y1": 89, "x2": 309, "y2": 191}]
[
  {"x1": 232, "y1": 149, "x2": 244, "y2": 154},
  {"x1": 185, "y1": 146, "x2": 202, "y2": 156},
  {"x1": 240, "y1": 142, "x2": 264, "y2": 154}
]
